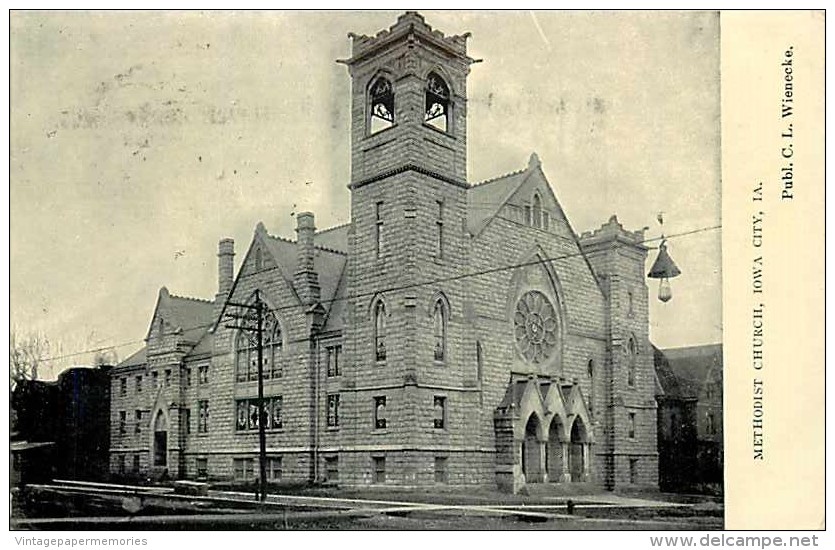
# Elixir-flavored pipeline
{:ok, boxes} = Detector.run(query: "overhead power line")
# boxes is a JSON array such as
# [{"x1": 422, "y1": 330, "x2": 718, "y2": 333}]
[{"x1": 36, "y1": 222, "x2": 721, "y2": 363}]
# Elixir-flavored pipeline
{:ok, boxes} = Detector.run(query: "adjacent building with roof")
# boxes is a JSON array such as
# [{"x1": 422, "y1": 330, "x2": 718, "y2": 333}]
[
  {"x1": 12, "y1": 365, "x2": 111, "y2": 483},
  {"x1": 654, "y1": 343, "x2": 723, "y2": 493},
  {"x1": 109, "y1": 12, "x2": 660, "y2": 492}
]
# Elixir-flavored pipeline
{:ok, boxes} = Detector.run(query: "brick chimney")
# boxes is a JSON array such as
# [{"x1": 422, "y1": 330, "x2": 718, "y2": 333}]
[
  {"x1": 294, "y1": 212, "x2": 320, "y2": 305},
  {"x1": 217, "y1": 238, "x2": 235, "y2": 300}
]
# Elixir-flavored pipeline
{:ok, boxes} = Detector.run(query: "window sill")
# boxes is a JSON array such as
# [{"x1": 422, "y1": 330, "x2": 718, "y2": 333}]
[
  {"x1": 235, "y1": 429, "x2": 285, "y2": 435},
  {"x1": 326, "y1": 426, "x2": 340, "y2": 432},
  {"x1": 372, "y1": 428, "x2": 389, "y2": 435},
  {"x1": 422, "y1": 123, "x2": 456, "y2": 140},
  {"x1": 364, "y1": 123, "x2": 398, "y2": 141},
  {"x1": 433, "y1": 359, "x2": 446, "y2": 366}
]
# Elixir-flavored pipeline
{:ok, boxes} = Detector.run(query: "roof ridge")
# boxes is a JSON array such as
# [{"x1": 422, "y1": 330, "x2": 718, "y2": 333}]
[
  {"x1": 315, "y1": 245, "x2": 347, "y2": 256},
  {"x1": 167, "y1": 293, "x2": 214, "y2": 305},
  {"x1": 268, "y1": 231, "x2": 347, "y2": 256},
  {"x1": 470, "y1": 167, "x2": 527, "y2": 188},
  {"x1": 316, "y1": 222, "x2": 351, "y2": 234},
  {"x1": 663, "y1": 343, "x2": 723, "y2": 353},
  {"x1": 267, "y1": 233, "x2": 295, "y2": 245}
]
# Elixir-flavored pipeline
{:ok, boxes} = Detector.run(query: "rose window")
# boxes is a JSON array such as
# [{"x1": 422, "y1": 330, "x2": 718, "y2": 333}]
[{"x1": 514, "y1": 291, "x2": 558, "y2": 363}]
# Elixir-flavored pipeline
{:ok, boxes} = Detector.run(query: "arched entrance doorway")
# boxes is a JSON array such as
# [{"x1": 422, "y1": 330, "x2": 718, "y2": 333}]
[
  {"x1": 547, "y1": 418, "x2": 565, "y2": 482},
  {"x1": 569, "y1": 417, "x2": 588, "y2": 482},
  {"x1": 521, "y1": 414, "x2": 543, "y2": 483},
  {"x1": 153, "y1": 411, "x2": 168, "y2": 469}
]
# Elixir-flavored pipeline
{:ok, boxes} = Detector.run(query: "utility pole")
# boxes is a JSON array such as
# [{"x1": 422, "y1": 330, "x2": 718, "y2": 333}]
[{"x1": 224, "y1": 289, "x2": 268, "y2": 503}]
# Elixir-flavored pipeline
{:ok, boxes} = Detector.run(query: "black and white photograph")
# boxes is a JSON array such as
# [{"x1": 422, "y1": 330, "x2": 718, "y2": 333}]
[{"x1": 8, "y1": 9, "x2": 820, "y2": 534}]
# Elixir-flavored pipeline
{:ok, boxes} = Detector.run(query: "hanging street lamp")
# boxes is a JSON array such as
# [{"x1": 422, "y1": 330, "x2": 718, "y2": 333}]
[{"x1": 647, "y1": 213, "x2": 682, "y2": 303}]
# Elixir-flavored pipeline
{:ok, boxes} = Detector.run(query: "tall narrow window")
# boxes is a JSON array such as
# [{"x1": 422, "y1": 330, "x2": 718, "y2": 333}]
[
  {"x1": 374, "y1": 300, "x2": 387, "y2": 361},
  {"x1": 326, "y1": 345, "x2": 342, "y2": 377},
  {"x1": 425, "y1": 72, "x2": 450, "y2": 132},
  {"x1": 532, "y1": 194, "x2": 542, "y2": 229},
  {"x1": 476, "y1": 341, "x2": 483, "y2": 384},
  {"x1": 235, "y1": 332, "x2": 250, "y2": 382},
  {"x1": 184, "y1": 366, "x2": 192, "y2": 387},
  {"x1": 136, "y1": 375, "x2": 142, "y2": 393},
  {"x1": 373, "y1": 456, "x2": 386, "y2": 483},
  {"x1": 271, "y1": 396, "x2": 283, "y2": 429},
  {"x1": 435, "y1": 200, "x2": 444, "y2": 259},
  {"x1": 135, "y1": 410, "x2": 142, "y2": 434},
  {"x1": 120, "y1": 377, "x2": 127, "y2": 396},
  {"x1": 327, "y1": 394, "x2": 340, "y2": 428},
  {"x1": 433, "y1": 299, "x2": 446, "y2": 362},
  {"x1": 433, "y1": 396, "x2": 447, "y2": 429},
  {"x1": 524, "y1": 205, "x2": 532, "y2": 226},
  {"x1": 542, "y1": 211, "x2": 550, "y2": 231},
  {"x1": 629, "y1": 458, "x2": 639, "y2": 484},
  {"x1": 374, "y1": 202, "x2": 384, "y2": 258},
  {"x1": 268, "y1": 321, "x2": 282, "y2": 379},
  {"x1": 374, "y1": 396, "x2": 387, "y2": 429},
  {"x1": 628, "y1": 411, "x2": 636, "y2": 439},
  {"x1": 627, "y1": 337, "x2": 637, "y2": 387},
  {"x1": 198, "y1": 400, "x2": 209, "y2": 433},
  {"x1": 119, "y1": 411, "x2": 126, "y2": 436},
  {"x1": 369, "y1": 76, "x2": 394, "y2": 134}
]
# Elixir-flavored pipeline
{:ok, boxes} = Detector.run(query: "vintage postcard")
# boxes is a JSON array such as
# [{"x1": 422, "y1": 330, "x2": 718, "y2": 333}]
[{"x1": 7, "y1": 10, "x2": 824, "y2": 537}]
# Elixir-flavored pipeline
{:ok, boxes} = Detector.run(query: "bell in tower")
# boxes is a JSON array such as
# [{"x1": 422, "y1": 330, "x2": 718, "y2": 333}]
[{"x1": 339, "y1": 11, "x2": 477, "y2": 187}]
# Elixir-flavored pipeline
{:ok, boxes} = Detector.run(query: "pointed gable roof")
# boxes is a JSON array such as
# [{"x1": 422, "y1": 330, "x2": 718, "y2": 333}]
[
  {"x1": 260, "y1": 232, "x2": 347, "y2": 313},
  {"x1": 118, "y1": 287, "x2": 214, "y2": 370},
  {"x1": 315, "y1": 223, "x2": 350, "y2": 253},
  {"x1": 157, "y1": 291, "x2": 215, "y2": 345},
  {"x1": 467, "y1": 167, "x2": 530, "y2": 236},
  {"x1": 654, "y1": 343, "x2": 723, "y2": 399},
  {"x1": 118, "y1": 346, "x2": 147, "y2": 368}
]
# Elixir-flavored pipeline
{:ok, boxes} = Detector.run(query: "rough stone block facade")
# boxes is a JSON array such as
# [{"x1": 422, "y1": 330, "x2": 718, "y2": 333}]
[{"x1": 108, "y1": 11, "x2": 659, "y2": 492}]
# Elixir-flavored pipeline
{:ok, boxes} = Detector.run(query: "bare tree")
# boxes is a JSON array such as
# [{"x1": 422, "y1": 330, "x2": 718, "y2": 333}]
[{"x1": 9, "y1": 329, "x2": 51, "y2": 391}]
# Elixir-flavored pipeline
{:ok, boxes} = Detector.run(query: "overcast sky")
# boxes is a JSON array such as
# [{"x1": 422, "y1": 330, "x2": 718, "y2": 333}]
[{"x1": 10, "y1": 11, "x2": 721, "y2": 377}]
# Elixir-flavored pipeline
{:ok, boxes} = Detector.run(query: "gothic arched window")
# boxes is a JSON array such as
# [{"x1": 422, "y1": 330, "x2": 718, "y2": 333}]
[
  {"x1": 369, "y1": 76, "x2": 395, "y2": 134},
  {"x1": 532, "y1": 194, "x2": 542, "y2": 229},
  {"x1": 433, "y1": 299, "x2": 447, "y2": 362},
  {"x1": 374, "y1": 300, "x2": 387, "y2": 361},
  {"x1": 425, "y1": 72, "x2": 450, "y2": 132},
  {"x1": 235, "y1": 306, "x2": 281, "y2": 382}
]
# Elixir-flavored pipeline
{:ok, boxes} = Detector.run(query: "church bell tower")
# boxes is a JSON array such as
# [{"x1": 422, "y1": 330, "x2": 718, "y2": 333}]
[
  {"x1": 337, "y1": 13, "x2": 480, "y2": 485},
  {"x1": 341, "y1": 11, "x2": 475, "y2": 185}
]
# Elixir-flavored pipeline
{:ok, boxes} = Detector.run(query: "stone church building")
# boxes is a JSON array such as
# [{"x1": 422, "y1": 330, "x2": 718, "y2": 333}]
[{"x1": 110, "y1": 12, "x2": 658, "y2": 492}]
